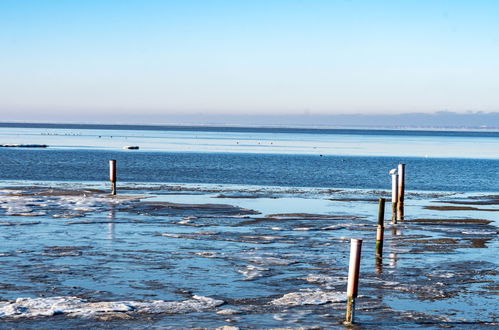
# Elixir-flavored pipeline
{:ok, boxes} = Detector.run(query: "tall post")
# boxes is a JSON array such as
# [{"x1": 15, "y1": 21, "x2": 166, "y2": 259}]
[
  {"x1": 391, "y1": 173, "x2": 398, "y2": 224},
  {"x1": 397, "y1": 164, "x2": 405, "y2": 221},
  {"x1": 375, "y1": 198, "x2": 385, "y2": 263},
  {"x1": 109, "y1": 159, "x2": 117, "y2": 195},
  {"x1": 345, "y1": 238, "x2": 362, "y2": 324}
]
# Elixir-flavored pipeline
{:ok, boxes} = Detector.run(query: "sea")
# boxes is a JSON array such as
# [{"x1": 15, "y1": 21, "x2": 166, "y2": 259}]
[
  {"x1": 0, "y1": 123, "x2": 497, "y2": 328},
  {"x1": 0, "y1": 124, "x2": 498, "y2": 191}
]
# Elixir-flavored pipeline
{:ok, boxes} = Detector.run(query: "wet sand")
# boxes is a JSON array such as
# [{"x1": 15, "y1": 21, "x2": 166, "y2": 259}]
[{"x1": 0, "y1": 183, "x2": 497, "y2": 328}]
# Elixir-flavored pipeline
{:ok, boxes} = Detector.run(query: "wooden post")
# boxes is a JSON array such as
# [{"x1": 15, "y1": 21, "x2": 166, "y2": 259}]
[
  {"x1": 397, "y1": 164, "x2": 405, "y2": 221},
  {"x1": 375, "y1": 198, "x2": 385, "y2": 262},
  {"x1": 345, "y1": 238, "x2": 362, "y2": 324},
  {"x1": 109, "y1": 160, "x2": 116, "y2": 195},
  {"x1": 391, "y1": 173, "x2": 398, "y2": 224}
]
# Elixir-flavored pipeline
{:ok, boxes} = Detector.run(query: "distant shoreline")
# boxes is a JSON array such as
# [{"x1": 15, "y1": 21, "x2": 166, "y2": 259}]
[{"x1": 1, "y1": 121, "x2": 499, "y2": 137}]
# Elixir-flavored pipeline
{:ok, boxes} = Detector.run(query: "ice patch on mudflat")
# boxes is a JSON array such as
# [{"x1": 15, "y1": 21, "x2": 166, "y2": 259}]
[
  {"x1": 213, "y1": 251, "x2": 297, "y2": 266},
  {"x1": 270, "y1": 289, "x2": 346, "y2": 306},
  {"x1": 237, "y1": 265, "x2": 271, "y2": 280},
  {"x1": 0, "y1": 189, "x2": 141, "y2": 219},
  {"x1": 0, "y1": 295, "x2": 223, "y2": 319},
  {"x1": 461, "y1": 230, "x2": 497, "y2": 235}
]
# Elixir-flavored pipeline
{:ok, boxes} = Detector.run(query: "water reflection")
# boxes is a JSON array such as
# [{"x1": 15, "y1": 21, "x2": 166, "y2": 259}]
[
  {"x1": 375, "y1": 257, "x2": 383, "y2": 274},
  {"x1": 388, "y1": 225, "x2": 402, "y2": 268},
  {"x1": 388, "y1": 252, "x2": 398, "y2": 268},
  {"x1": 107, "y1": 208, "x2": 115, "y2": 240}
]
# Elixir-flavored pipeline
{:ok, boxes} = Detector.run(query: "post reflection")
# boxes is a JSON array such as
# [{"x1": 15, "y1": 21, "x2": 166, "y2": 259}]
[
  {"x1": 107, "y1": 207, "x2": 115, "y2": 240},
  {"x1": 388, "y1": 225, "x2": 402, "y2": 268}
]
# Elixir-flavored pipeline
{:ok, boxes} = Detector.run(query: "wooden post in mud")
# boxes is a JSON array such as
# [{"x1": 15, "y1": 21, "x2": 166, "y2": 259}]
[
  {"x1": 375, "y1": 198, "x2": 385, "y2": 262},
  {"x1": 391, "y1": 173, "x2": 398, "y2": 224},
  {"x1": 109, "y1": 160, "x2": 117, "y2": 195},
  {"x1": 345, "y1": 238, "x2": 362, "y2": 324},
  {"x1": 397, "y1": 164, "x2": 405, "y2": 221}
]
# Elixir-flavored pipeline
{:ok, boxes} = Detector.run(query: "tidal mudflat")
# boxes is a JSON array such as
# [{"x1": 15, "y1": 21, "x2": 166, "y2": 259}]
[{"x1": 0, "y1": 182, "x2": 497, "y2": 328}]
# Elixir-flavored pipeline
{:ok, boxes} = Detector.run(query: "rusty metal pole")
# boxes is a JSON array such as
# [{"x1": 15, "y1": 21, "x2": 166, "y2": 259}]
[
  {"x1": 375, "y1": 198, "x2": 385, "y2": 262},
  {"x1": 109, "y1": 160, "x2": 116, "y2": 195},
  {"x1": 345, "y1": 238, "x2": 362, "y2": 324}
]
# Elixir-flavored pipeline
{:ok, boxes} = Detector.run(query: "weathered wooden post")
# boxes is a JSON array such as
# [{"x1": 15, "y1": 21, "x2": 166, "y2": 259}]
[
  {"x1": 397, "y1": 163, "x2": 405, "y2": 221},
  {"x1": 375, "y1": 198, "x2": 385, "y2": 262},
  {"x1": 391, "y1": 171, "x2": 398, "y2": 224},
  {"x1": 345, "y1": 238, "x2": 362, "y2": 324},
  {"x1": 109, "y1": 160, "x2": 117, "y2": 195}
]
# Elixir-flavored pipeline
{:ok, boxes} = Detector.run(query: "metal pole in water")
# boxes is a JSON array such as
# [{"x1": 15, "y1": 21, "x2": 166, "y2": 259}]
[
  {"x1": 109, "y1": 160, "x2": 117, "y2": 195},
  {"x1": 391, "y1": 173, "x2": 398, "y2": 224},
  {"x1": 375, "y1": 198, "x2": 385, "y2": 262},
  {"x1": 397, "y1": 163, "x2": 405, "y2": 221},
  {"x1": 345, "y1": 238, "x2": 362, "y2": 324}
]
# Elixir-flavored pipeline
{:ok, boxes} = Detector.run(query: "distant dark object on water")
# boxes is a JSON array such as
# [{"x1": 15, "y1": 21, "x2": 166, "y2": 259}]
[
  {"x1": 123, "y1": 146, "x2": 139, "y2": 150},
  {"x1": 0, "y1": 144, "x2": 48, "y2": 148}
]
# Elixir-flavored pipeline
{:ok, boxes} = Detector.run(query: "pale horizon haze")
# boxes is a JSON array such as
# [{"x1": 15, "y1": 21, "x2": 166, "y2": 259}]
[{"x1": 1, "y1": 0, "x2": 498, "y2": 123}]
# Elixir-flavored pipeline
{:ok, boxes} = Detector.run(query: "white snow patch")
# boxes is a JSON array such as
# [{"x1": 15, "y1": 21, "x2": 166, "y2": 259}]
[
  {"x1": 462, "y1": 231, "x2": 497, "y2": 235},
  {"x1": 245, "y1": 256, "x2": 295, "y2": 266},
  {"x1": 237, "y1": 265, "x2": 270, "y2": 280},
  {"x1": 216, "y1": 308, "x2": 241, "y2": 315},
  {"x1": 321, "y1": 224, "x2": 346, "y2": 230},
  {"x1": 293, "y1": 227, "x2": 311, "y2": 231},
  {"x1": 0, "y1": 295, "x2": 223, "y2": 319},
  {"x1": 270, "y1": 290, "x2": 346, "y2": 306},
  {"x1": 427, "y1": 272, "x2": 455, "y2": 279},
  {"x1": 0, "y1": 192, "x2": 138, "y2": 219}
]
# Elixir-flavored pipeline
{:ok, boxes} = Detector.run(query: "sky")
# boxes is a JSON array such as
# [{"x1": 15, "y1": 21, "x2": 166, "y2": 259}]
[{"x1": 0, "y1": 0, "x2": 498, "y2": 122}]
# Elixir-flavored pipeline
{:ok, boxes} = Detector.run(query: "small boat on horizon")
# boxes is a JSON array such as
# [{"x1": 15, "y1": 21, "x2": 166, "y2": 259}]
[{"x1": 123, "y1": 146, "x2": 139, "y2": 150}]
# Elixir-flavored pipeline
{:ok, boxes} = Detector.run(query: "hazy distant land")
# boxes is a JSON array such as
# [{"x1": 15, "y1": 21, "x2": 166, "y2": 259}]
[{"x1": 2, "y1": 111, "x2": 499, "y2": 130}]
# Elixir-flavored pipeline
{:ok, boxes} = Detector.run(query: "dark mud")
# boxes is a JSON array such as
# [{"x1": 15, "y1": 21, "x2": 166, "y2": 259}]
[
  {"x1": 424, "y1": 205, "x2": 499, "y2": 212},
  {"x1": 328, "y1": 198, "x2": 379, "y2": 202},
  {"x1": 124, "y1": 201, "x2": 260, "y2": 217},
  {"x1": 406, "y1": 218, "x2": 492, "y2": 224},
  {"x1": 441, "y1": 200, "x2": 499, "y2": 206},
  {"x1": 3, "y1": 186, "x2": 106, "y2": 197}
]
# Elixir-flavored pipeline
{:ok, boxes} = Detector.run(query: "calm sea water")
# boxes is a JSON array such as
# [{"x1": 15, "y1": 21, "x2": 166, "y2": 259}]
[{"x1": 0, "y1": 124, "x2": 498, "y2": 192}]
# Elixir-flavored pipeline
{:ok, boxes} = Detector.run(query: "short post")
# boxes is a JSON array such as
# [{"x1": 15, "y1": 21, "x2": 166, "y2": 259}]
[
  {"x1": 345, "y1": 238, "x2": 362, "y2": 325},
  {"x1": 397, "y1": 164, "x2": 405, "y2": 221},
  {"x1": 109, "y1": 160, "x2": 117, "y2": 195},
  {"x1": 375, "y1": 198, "x2": 385, "y2": 262},
  {"x1": 391, "y1": 173, "x2": 398, "y2": 224}
]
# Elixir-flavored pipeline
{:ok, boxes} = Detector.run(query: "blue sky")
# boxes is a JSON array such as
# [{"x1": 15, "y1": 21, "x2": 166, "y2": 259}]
[{"x1": 0, "y1": 0, "x2": 498, "y2": 121}]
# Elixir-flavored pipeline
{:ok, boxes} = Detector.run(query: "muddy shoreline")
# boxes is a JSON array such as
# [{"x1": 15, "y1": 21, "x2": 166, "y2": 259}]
[{"x1": 0, "y1": 183, "x2": 497, "y2": 328}]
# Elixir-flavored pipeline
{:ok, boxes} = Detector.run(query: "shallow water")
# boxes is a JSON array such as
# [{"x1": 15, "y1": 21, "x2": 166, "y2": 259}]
[
  {"x1": 0, "y1": 125, "x2": 498, "y2": 328},
  {"x1": 0, "y1": 182, "x2": 497, "y2": 328}
]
